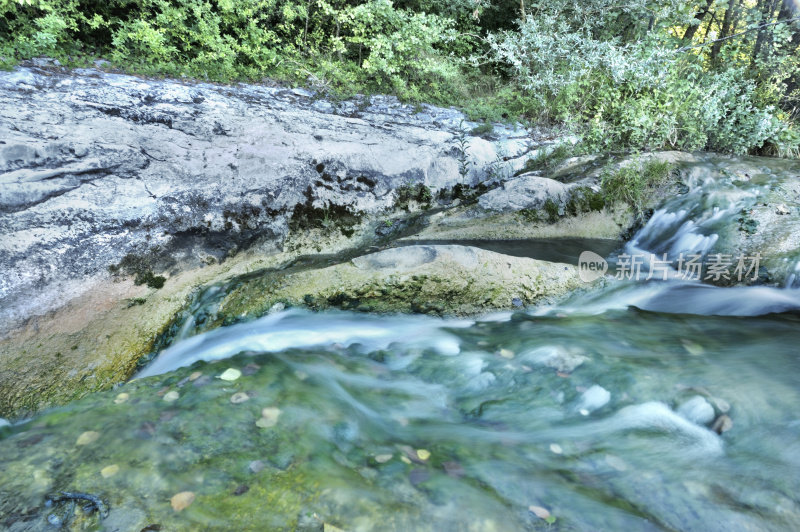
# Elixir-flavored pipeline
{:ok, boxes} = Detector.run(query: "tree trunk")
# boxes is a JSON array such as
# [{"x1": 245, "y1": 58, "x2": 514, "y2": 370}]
[
  {"x1": 683, "y1": 0, "x2": 716, "y2": 43},
  {"x1": 777, "y1": 0, "x2": 800, "y2": 116},
  {"x1": 751, "y1": 0, "x2": 779, "y2": 66},
  {"x1": 711, "y1": 0, "x2": 737, "y2": 62}
]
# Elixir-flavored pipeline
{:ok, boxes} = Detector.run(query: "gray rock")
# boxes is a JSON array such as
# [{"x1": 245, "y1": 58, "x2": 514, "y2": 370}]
[
  {"x1": 677, "y1": 396, "x2": 715, "y2": 425},
  {"x1": 477, "y1": 173, "x2": 570, "y2": 212},
  {"x1": 0, "y1": 66, "x2": 535, "y2": 334},
  {"x1": 521, "y1": 345, "x2": 589, "y2": 373}
]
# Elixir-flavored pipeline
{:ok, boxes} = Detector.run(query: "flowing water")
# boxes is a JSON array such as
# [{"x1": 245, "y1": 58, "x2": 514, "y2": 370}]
[{"x1": 2, "y1": 157, "x2": 800, "y2": 531}]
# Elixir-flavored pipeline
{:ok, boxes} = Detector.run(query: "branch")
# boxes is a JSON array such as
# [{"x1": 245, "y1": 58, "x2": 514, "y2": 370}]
[{"x1": 676, "y1": 14, "x2": 800, "y2": 52}]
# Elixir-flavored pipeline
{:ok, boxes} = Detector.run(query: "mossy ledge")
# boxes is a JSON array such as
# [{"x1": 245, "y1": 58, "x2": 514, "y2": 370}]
[{"x1": 213, "y1": 245, "x2": 589, "y2": 327}]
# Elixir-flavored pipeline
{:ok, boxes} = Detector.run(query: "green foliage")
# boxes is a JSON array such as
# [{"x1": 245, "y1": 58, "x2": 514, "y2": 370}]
[
  {"x1": 0, "y1": 0, "x2": 471, "y2": 101},
  {"x1": 485, "y1": 2, "x2": 800, "y2": 156},
  {"x1": 0, "y1": 0, "x2": 797, "y2": 157},
  {"x1": 601, "y1": 159, "x2": 674, "y2": 215}
]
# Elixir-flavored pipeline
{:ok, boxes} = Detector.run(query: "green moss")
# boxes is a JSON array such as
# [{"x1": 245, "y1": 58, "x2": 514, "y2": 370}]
[
  {"x1": 289, "y1": 201, "x2": 362, "y2": 236},
  {"x1": 737, "y1": 208, "x2": 759, "y2": 234},
  {"x1": 134, "y1": 270, "x2": 166, "y2": 289},
  {"x1": 109, "y1": 249, "x2": 168, "y2": 289},
  {"x1": 469, "y1": 120, "x2": 494, "y2": 138},
  {"x1": 567, "y1": 187, "x2": 606, "y2": 216},
  {"x1": 543, "y1": 198, "x2": 560, "y2": 223},
  {"x1": 395, "y1": 183, "x2": 433, "y2": 211}
]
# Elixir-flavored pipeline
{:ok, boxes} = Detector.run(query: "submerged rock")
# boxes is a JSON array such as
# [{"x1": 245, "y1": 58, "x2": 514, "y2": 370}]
[
  {"x1": 216, "y1": 245, "x2": 588, "y2": 319},
  {"x1": 576, "y1": 385, "x2": 611, "y2": 414},
  {"x1": 677, "y1": 396, "x2": 715, "y2": 425}
]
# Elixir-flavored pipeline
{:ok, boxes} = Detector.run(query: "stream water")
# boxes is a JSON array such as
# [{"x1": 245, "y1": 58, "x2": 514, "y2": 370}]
[{"x1": 2, "y1": 157, "x2": 800, "y2": 531}]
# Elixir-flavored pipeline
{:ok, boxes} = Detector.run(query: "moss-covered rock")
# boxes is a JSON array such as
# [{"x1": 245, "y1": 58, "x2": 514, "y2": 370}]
[{"x1": 215, "y1": 245, "x2": 587, "y2": 323}]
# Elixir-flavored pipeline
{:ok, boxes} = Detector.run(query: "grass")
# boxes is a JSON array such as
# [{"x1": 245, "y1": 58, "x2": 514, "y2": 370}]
[
  {"x1": 520, "y1": 143, "x2": 575, "y2": 175},
  {"x1": 600, "y1": 159, "x2": 674, "y2": 215}
]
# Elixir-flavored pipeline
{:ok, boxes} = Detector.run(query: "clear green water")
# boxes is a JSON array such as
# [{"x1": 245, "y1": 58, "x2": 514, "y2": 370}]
[
  {"x1": 3, "y1": 154, "x2": 800, "y2": 531},
  {"x1": 3, "y1": 299, "x2": 800, "y2": 531}
]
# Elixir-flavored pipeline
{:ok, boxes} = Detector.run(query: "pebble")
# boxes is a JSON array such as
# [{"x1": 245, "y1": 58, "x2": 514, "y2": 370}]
[
  {"x1": 400, "y1": 455, "x2": 412, "y2": 465},
  {"x1": 192, "y1": 375, "x2": 212, "y2": 387},
  {"x1": 528, "y1": 505, "x2": 551, "y2": 520},
  {"x1": 230, "y1": 392, "x2": 250, "y2": 404},
  {"x1": 163, "y1": 391, "x2": 180, "y2": 403},
  {"x1": 170, "y1": 491, "x2": 195, "y2": 512},
  {"x1": 256, "y1": 407, "x2": 281, "y2": 428},
  {"x1": 677, "y1": 396, "x2": 715, "y2": 425},
  {"x1": 101, "y1": 464, "x2": 120, "y2": 478},
  {"x1": 524, "y1": 346, "x2": 588, "y2": 373},
  {"x1": 549, "y1": 443, "x2": 563, "y2": 455},
  {"x1": 576, "y1": 385, "x2": 610, "y2": 414},
  {"x1": 188, "y1": 371, "x2": 203, "y2": 381},
  {"x1": 242, "y1": 363, "x2": 261, "y2": 376},
  {"x1": 712, "y1": 414, "x2": 733, "y2": 434},
  {"x1": 442, "y1": 461, "x2": 464, "y2": 477},
  {"x1": 113, "y1": 393, "x2": 129, "y2": 404},
  {"x1": 409, "y1": 468, "x2": 429, "y2": 486},
  {"x1": 76, "y1": 431, "x2": 100, "y2": 446},
  {"x1": 710, "y1": 397, "x2": 731, "y2": 414},
  {"x1": 219, "y1": 368, "x2": 242, "y2": 381},
  {"x1": 498, "y1": 349, "x2": 515, "y2": 359},
  {"x1": 374, "y1": 454, "x2": 393, "y2": 463}
]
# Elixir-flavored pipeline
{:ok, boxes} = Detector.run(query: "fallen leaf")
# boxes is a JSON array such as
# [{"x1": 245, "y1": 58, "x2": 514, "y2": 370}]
[
  {"x1": 113, "y1": 393, "x2": 129, "y2": 404},
  {"x1": 163, "y1": 391, "x2": 179, "y2": 402},
  {"x1": 100, "y1": 464, "x2": 119, "y2": 478},
  {"x1": 416, "y1": 449, "x2": 431, "y2": 461},
  {"x1": 218, "y1": 368, "x2": 242, "y2": 381}
]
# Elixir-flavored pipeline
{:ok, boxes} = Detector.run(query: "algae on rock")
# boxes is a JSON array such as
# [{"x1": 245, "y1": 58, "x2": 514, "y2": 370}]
[{"x1": 215, "y1": 245, "x2": 588, "y2": 323}]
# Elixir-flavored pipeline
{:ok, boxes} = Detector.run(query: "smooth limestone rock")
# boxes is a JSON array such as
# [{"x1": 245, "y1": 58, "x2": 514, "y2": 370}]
[
  {"x1": 477, "y1": 173, "x2": 570, "y2": 212},
  {"x1": 0, "y1": 65, "x2": 538, "y2": 417},
  {"x1": 216, "y1": 245, "x2": 588, "y2": 319}
]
